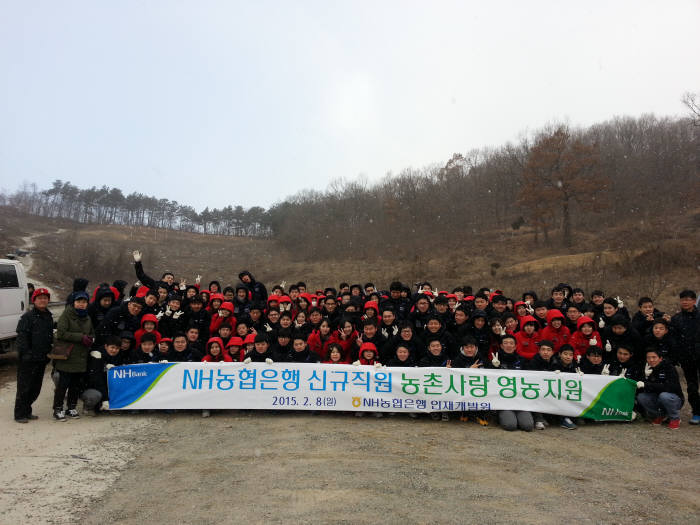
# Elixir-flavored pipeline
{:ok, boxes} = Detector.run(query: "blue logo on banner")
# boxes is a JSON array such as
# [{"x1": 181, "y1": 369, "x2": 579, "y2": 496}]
[{"x1": 108, "y1": 364, "x2": 176, "y2": 408}]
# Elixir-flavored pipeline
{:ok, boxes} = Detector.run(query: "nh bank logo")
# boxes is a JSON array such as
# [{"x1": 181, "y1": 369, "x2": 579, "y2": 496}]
[{"x1": 113, "y1": 369, "x2": 148, "y2": 379}]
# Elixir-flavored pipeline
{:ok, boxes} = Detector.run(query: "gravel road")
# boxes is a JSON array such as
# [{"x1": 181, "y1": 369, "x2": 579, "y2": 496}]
[{"x1": 1, "y1": 358, "x2": 698, "y2": 525}]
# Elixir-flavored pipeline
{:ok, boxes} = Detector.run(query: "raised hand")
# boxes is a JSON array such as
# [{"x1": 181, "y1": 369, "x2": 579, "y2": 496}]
[
  {"x1": 132, "y1": 250, "x2": 142, "y2": 262},
  {"x1": 644, "y1": 363, "x2": 652, "y2": 378},
  {"x1": 601, "y1": 364, "x2": 610, "y2": 375},
  {"x1": 491, "y1": 352, "x2": 500, "y2": 368}
]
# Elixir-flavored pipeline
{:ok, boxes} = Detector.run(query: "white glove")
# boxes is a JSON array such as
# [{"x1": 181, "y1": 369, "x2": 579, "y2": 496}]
[
  {"x1": 636, "y1": 381, "x2": 644, "y2": 389},
  {"x1": 525, "y1": 301, "x2": 534, "y2": 315},
  {"x1": 265, "y1": 358, "x2": 273, "y2": 364},
  {"x1": 576, "y1": 355, "x2": 582, "y2": 364},
  {"x1": 605, "y1": 341, "x2": 612, "y2": 352},
  {"x1": 374, "y1": 362, "x2": 383, "y2": 369},
  {"x1": 159, "y1": 360, "x2": 168, "y2": 363},
  {"x1": 619, "y1": 368, "x2": 627, "y2": 377},
  {"x1": 90, "y1": 350, "x2": 102, "y2": 359},
  {"x1": 644, "y1": 363, "x2": 652, "y2": 378},
  {"x1": 173, "y1": 311, "x2": 183, "y2": 320},
  {"x1": 491, "y1": 352, "x2": 500, "y2": 368},
  {"x1": 576, "y1": 367, "x2": 584, "y2": 376},
  {"x1": 589, "y1": 337, "x2": 597, "y2": 346},
  {"x1": 179, "y1": 281, "x2": 186, "y2": 291},
  {"x1": 352, "y1": 360, "x2": 361, "y2": 366},
  {"x1": 243, "y1": 357, "x2": 252, "y2": 364},
  {"x1": 100, "y1": 401, "x2": 110, "y2": 410},
  {"x1": 165, "y1": 306, "x2": 173, "y2": 317},
  {"x1": 155, "y1": 311, "x2": 164, "y2": 320},
  {"x1": 499, "y1": 326, "x2": 506, "y2": 336},
  {"x1": 195, "y1": 274, "x2": 202, "y2": 284},
  {"x1": 598, "y1": 318, "x2": 605, "y2": 329},
  {"x1": 264, "y1": 323, "x2": 273, "y2": 332},
  {"x1": 601, "y1": 364, "x2": 610, "y2": 375},
  {"x1": 554, "y1": 369, "x2": 561, "y2": 374},
  {"x1": 280, "y1": 280, "x2": 287, "y2": 289},
  {"x1": 615, "y1": 296, "x2": 624, "y2": 309},
  {"x1": 630, "y1": 410, "x2": 638, "y2": 421},
  {"x1": 105, "y1": 364, "x2": 115, "y2": 370},
  {"x1": 132, "y1": 250, "x2": 142, "y2": 262}
]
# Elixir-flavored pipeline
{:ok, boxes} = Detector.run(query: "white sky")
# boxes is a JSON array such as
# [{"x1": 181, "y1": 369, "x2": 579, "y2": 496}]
[{"x1": 1, "y1": 1, "x2": 698, "y2": 210}]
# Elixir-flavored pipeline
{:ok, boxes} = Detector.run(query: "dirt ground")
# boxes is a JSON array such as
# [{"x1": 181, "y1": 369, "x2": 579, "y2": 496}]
[{"x1": 1, "y1": 356, "x2": 698, "y2": 525}]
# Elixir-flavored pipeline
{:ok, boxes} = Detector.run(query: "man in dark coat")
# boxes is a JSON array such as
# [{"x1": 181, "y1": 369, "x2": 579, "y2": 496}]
[
  {"x1": 14, "y1": 288, "x2": 54, "y2": 423},
  {"x1": 238, "y1": 270, "x2": 268, "y2": 304}
]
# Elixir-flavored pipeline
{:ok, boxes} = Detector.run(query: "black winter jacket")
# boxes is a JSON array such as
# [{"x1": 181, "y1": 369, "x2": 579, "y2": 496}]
[
  {"x1": 639, "y1": 359, "x2": 684, "y2": 403},
  {"x1": 16, "y1": 307, "x2": 54, "y2": 362}
]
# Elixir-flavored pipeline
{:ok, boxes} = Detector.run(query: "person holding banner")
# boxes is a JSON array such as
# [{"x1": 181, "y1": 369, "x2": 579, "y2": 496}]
[{"x1": 490, "y1": 334, "x2": 534, "y2": 431}]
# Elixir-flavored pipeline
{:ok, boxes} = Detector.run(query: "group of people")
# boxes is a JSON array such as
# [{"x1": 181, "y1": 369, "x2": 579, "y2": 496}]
[{"x1": 13, "y1": 250, "x2": 700, "y2": 432}]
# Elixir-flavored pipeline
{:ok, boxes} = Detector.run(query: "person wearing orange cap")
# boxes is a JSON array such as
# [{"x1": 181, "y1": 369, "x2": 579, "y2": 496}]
[{"x1": 14, "y1": 288, "x2": 53, "y2": 423}]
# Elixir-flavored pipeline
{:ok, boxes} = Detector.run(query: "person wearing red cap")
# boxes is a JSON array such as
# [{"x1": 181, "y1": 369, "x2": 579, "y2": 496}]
[{"x1": 14, "y1": 288, "x2": 54, "y2": 423}]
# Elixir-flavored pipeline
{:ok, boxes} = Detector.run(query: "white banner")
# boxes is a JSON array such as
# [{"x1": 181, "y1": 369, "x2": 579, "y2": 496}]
[{"x1": 107, "y1": 362, "x2": 637, "y2": 420}]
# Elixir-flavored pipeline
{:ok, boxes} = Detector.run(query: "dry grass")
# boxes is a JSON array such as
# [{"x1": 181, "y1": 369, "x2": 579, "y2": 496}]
[{"x1": 1, "y1": 206, "x2": 698, "y2": 312}]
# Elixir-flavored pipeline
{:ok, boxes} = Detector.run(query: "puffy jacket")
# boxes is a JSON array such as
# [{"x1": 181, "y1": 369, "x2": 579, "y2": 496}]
[
  {"x1": 55, "y1": 306, "x2": 95, "y2": 373},
  {"x1": 515, "y1": 316, "x2": 541, "y2": 360},
  {"x1": 639, "y1": 359, "x2": 684, "y2": 403},
  {"x1": 16, "y1": 307, "x2": 54, "y2": 362},
  {"x1": 569, "y1": 316, "x2": 603, "y2": 360},
  {"x1": 670, "y1": 308, "x2": 700, "y2": 361},
  {"x1": 539, "y1": 310, "x2": 571, "y2": 352}
]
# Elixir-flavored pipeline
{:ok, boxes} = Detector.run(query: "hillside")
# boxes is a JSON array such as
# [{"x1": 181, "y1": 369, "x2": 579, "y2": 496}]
[{"x1": 1, "y1": 206, "x2": 698, "y2": 312}]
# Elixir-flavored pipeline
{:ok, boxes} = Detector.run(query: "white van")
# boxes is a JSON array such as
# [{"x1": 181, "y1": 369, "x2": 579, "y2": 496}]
[{"x1": 0, "y1": 259, "x2": 29, "y2": 352}]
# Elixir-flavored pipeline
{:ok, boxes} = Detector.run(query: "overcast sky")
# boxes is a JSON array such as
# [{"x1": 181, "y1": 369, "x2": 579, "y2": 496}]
[{"x1": 1, "y1": 1, "x2": 698, "y2": 210}]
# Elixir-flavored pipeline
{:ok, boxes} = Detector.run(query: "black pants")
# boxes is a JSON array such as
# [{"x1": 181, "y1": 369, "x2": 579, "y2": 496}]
[
  {"x1": 53, "y1": 370, "x2": 83, "y2": 410},
  {"x1": 680, "y1": 355, "x2": 699, "y2": 415},
  {"x1": 14, "y1": 360, "x2": 47, "y2": 420}
]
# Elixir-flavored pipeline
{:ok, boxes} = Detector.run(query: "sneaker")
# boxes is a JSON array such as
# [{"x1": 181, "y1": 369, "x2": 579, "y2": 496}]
[
  {"x1": 441, "y1": 413, "x2": 450, "y2": 422},
  {"x1": 535, "y1": 421, "x2": 545, "y2": 430},
  {"x1": 689, "y1": 415, "x2": 700, "y2": 425},
  {"x1": 53, "y1": 409, "x2": 66, "y2": 422},
  {"x1": 28, "y1": 414, "x2": 39, "y2": 420},
  {"x1": 15, "y1": 418, "x2": 29, "y2": 424},
  {"x1": 430, "y1": 413, "x2": 441, "y2": 421},
  {"x1": 668, "y1": 419, "x2": 680, "y2": 430},
  {"x1": 476, "y1": 416, "x2": 489, "y2": 427},
  {"x1": 560, "y1": 417, "x2": 577, "y2": 430},
  {"x1": 66, "y1": 409, "x2": 80, "y2": 419},
  {"x1": 201, "y1": 410, "x2": 210, "y2": 418},
  {"x1": 651, "y1": 416, "x2": 664, "y2": 425}
]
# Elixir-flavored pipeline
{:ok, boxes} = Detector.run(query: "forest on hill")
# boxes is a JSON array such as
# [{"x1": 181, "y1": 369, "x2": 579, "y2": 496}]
[{"x1": 2, "y1": 113, "x2": 698, "y2": 259}]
